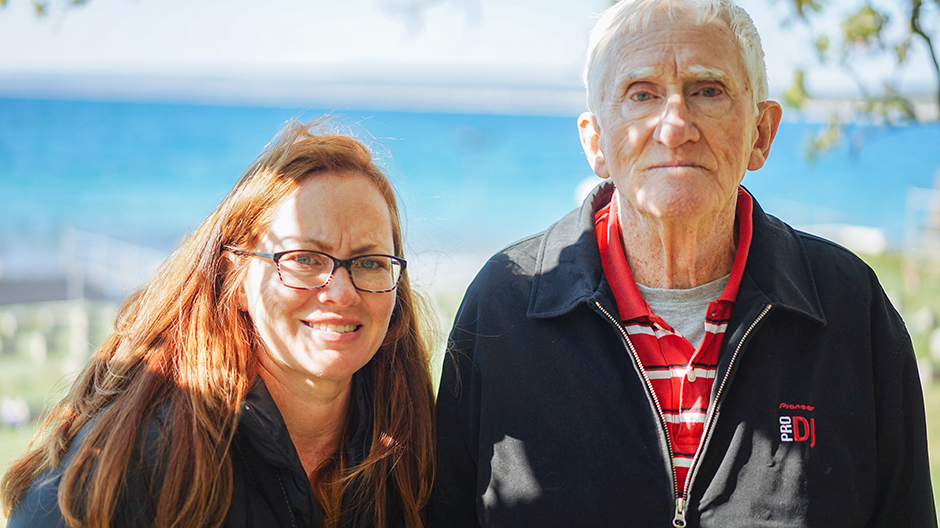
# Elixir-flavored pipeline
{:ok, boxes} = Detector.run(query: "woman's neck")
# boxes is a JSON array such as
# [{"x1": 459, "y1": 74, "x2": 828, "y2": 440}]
[{"x1": 257, "y1": 365, "x2": 353, "y2": 481}]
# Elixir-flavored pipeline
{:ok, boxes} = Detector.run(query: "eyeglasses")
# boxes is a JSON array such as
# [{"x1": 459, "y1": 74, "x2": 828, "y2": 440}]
[{"x1": 225, "y1": 247, "x2": 406, "y2": 293}]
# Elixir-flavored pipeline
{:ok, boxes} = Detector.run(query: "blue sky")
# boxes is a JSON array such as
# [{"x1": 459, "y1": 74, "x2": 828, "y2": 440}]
[{"x1": 0, "y1": 0, "x2": 935, "y2": 113}]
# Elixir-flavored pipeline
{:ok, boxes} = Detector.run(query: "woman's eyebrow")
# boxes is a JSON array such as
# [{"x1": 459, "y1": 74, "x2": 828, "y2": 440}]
[{"x1": 286, "y1": 237, "x2": 387, "y2": 254}]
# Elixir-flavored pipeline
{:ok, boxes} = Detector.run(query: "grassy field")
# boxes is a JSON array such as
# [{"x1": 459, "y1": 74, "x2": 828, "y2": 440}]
[{"x1": 927, "y1": 383, "x2": 940, "y2": 506}]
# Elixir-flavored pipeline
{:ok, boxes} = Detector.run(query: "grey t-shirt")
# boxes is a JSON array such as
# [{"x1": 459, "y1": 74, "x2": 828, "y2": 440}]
[{"x1": 636, "y1": 275, "x2": 729, "y2": 348}]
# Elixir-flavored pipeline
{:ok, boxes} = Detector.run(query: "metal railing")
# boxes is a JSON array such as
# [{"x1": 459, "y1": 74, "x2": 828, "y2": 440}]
[{"x1": 60, "y1": 228, "x2": 169, "y2": 301}]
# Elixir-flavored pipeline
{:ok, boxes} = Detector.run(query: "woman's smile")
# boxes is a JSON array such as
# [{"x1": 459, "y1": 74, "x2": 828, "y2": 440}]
[{"x1": 301, "y1": 321, "x2": 360, "y2": 333}]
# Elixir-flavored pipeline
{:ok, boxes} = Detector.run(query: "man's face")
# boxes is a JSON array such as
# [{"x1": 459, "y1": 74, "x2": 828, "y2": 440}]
[{"x1": 582, "y1": 11, "x2": 777, "y2": 223}]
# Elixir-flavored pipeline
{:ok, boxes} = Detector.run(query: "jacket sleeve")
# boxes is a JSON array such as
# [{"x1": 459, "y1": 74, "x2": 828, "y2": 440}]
[
  {"x1": 868, "y1": 283, "x2": 937, "y2": 527},
  {"x1": 5, "y1": 471, "x2": 71, "y2": 528},
  {"x1": 430, "y1": 287, "x2": 485, "y2": 528},
  {"x1": 6, "y1": 421, "x2": 92, "y2": 528},
  {"x1": 4, "y1": 463, "x2": 156, "y2": 528},
  {"x1": 7, "y1": 414, "x2": 164, "y2": 528}
]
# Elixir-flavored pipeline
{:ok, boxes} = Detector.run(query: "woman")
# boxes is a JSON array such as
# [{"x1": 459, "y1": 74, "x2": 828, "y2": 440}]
[{"x1": 1, "y1": 120, "x2": 436, "y2": 528}]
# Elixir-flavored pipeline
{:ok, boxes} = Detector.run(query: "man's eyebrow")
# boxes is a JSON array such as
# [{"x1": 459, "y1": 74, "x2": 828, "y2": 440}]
[
  {"x1": 617, "y1": 66, "x2": 658, "y2": 83},
  {"x1": 611, "y1": 67, "x2": 658, "y2": 98},
  {"x1": 614, "y1": 65, "x2": 729, "y2": 86},
  {"x1": 686, "y1": 65, "x2": 728, "y2": 82}
]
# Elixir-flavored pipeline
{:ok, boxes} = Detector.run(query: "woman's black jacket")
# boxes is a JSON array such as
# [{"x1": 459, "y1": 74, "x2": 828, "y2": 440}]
[{"x1": 8, "y1": 371, "x2": 401, "y2": 527}]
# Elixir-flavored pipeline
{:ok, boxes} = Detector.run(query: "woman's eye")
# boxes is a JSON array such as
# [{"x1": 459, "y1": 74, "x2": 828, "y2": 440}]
[
  {"x1": 631, "y1": 91, "x2": 654, "y2": 102},
  {"x1": 283, "y1": 253, "x2": 324, "y2": 269},
  {"x1": 356, "y1": 258, "x2": 387, "y2": 271}
]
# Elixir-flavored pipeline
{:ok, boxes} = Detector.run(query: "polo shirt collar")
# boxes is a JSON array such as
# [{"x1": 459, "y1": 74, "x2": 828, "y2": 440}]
[{"x1": 597, "y1": 187, "x2": 753, "y2": 322}]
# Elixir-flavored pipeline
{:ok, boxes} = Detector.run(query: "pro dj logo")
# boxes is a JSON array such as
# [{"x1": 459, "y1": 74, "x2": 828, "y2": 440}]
[{"x1": 778, "y1": 402, "x2": 815, "y2": 448}]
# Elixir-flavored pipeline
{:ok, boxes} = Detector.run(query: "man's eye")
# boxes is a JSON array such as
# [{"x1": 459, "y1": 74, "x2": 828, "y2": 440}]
[
  {"x1": 631, "y1": 92, "x2": 654, "y2": 102},
  {"x1": 700, "y1": 87, "x2": 721, "y2": 97}
]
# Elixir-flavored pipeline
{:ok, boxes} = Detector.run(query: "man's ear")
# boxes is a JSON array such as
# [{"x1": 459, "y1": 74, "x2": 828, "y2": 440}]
[
  {"x1": 748, "y1": 101, "x2": 782, "y2": 171},
  {"x1": 578, "y1": 112, "x2": 610, "y2": 179}
]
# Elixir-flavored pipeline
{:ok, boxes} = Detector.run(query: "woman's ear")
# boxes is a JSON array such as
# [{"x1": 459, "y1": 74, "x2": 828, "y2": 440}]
[
  {"x1": 578, "y1": 112, "x2": 609, "y2": 179},
  {"x1": 223, "y1": 250, "x2": 249, "y2": 312},
  {"x1": 235, "y1": 284, "x2": 248, "y2": 313}
]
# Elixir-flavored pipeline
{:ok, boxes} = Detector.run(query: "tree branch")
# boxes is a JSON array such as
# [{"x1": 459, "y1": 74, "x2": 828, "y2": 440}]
[{"x1": 910, "y1": 0, "x2": 940, "y2": 111}]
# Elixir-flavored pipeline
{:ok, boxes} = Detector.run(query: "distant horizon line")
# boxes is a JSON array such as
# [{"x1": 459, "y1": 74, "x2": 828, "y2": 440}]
[
  {"x1": 1, "y1": 71, "x2": 937, "y2": 120},
  {"x1": 0, "y1": 71, "x2": 589, "y2": 116}
]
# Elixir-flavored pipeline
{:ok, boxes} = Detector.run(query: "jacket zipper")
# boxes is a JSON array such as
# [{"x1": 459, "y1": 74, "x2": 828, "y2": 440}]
[
  {"x1": 593, "y1": 301, "x2": 680, "y2": 515},
  {"x1": 596, "y1": 300, "x2": 773, "y2": 527},
  {"x1": 673, "y1": 303, "x2": 772, "y2": 527}
]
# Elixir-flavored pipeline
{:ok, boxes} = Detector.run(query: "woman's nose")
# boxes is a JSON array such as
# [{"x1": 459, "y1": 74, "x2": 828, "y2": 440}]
[{"x1": 317, "y1": 267, "x2": 360, "y2": 305}]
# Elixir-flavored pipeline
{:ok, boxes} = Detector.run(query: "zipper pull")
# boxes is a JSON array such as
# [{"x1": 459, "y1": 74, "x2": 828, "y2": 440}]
[{"x1": 672, "y1": 497, "x2": 688, "y2": 527}]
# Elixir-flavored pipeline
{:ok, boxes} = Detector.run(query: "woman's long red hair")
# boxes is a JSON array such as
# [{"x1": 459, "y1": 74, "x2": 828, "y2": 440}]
[{"x1": 0, "y1": 119, "x2": 436, "y2": 528}]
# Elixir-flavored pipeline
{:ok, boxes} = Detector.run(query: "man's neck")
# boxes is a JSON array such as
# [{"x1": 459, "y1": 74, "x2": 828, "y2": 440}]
[{"x1": 617, "y1": 194, "x2": 737, "y2": 289}]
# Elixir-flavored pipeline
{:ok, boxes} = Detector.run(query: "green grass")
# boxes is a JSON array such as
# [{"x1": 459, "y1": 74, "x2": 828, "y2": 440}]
[
  {"x1": 924, "y1": 383, "x2": 940, "y2": 510},
  {"x1": 0, "y1": 357, "x2": 78, "y2": 528},
  {"x1": 861, "y1": 252, "x2": 940, "y2": 363}
]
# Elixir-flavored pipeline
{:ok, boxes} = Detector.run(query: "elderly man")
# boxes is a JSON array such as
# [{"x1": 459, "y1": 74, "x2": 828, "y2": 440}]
[{"x1": 431, "y1": 0, "x2": 936, "y2": 526}]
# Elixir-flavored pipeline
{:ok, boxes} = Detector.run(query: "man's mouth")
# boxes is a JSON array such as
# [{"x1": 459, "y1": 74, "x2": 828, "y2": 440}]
[
  {"x1": 656, "y1": 161, "x2": 701, "y2": 168},
  {"x1": 302, "y1": 321, "x2": 359, "y2": 333}
]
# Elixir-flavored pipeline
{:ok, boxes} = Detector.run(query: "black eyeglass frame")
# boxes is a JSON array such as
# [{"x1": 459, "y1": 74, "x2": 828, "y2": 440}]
[{"x1": 225, "y1": 247, "x2": 406, "y2": 293}]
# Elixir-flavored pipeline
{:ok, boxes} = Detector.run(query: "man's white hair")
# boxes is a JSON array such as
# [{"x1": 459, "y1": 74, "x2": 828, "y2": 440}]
[{"x1": 583, "y1": 0, "x2": 769, "y2": 113}]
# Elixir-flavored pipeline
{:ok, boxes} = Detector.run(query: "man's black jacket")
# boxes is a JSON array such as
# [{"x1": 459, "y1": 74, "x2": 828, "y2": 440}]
[{"x1": 432, "y1": 183, "x2": 936, "y2": 527}]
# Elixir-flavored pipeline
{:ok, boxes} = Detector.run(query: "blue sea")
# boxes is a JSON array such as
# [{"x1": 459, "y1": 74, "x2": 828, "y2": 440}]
[{"x1": 1, "y1": 97, "x2": 939, "y2": 286}]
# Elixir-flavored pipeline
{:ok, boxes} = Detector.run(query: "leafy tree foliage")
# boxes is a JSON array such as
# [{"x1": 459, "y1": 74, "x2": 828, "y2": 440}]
[
  {"x1": 775, "y1": 0, "x2": 938, "y2": 154},
  {"x1": 0, "y1": 0, "x2": 88, "y2": 16}
]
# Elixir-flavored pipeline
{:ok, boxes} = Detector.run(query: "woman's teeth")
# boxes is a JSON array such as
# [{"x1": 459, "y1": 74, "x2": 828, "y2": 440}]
[{"x1": 306, "y1": 323, "x2": 357, "y2": 333}]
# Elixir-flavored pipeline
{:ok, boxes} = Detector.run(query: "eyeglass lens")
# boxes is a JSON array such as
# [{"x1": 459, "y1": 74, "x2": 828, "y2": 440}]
[{"x1": 276, "y1": 251, "x2": 402, "y2": 291}]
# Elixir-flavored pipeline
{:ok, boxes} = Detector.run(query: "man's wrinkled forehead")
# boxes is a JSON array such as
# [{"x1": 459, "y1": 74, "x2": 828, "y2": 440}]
[{"x1": 600, "y1": 15, "x2": 743, "y2": 91}]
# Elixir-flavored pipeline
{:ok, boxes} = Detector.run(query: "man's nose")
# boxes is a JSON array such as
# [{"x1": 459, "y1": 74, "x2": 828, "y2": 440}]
[
  {"x1": 317, "y1": 266, "x2": 360, "y2": 305},
  {"x1": 654, "y1": 94, "x2": 700, "y2": 148}
]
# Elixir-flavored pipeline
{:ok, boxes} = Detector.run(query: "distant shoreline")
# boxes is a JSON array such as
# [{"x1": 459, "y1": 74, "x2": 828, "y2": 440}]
[
  {"x1": 2, "y1": 72, "x2": 936, "y2": 120},
  {"x1": 0, "y1": 72, "x2": 588, "y2": 117}
]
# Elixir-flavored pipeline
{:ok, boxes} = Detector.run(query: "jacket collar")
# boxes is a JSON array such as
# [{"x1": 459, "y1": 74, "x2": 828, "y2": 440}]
[
  {"x1": 527, "y1": 181, "x2": 826, "y2": 325},
  {"x1": 527, "y1": 182, "x2": 614, "y2": 318},
  {"x1": 236, "y1": 370, "x2": 377, "y2": 527},
  {"x1": 741, "y1": 195, "x2": 826, "y2": 325}
]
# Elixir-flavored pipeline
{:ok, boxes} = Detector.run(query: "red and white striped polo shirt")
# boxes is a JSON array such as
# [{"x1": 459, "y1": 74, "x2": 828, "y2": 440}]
[{"x1": 595, "y1": 187, "x2": 753, "y2": 494}]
